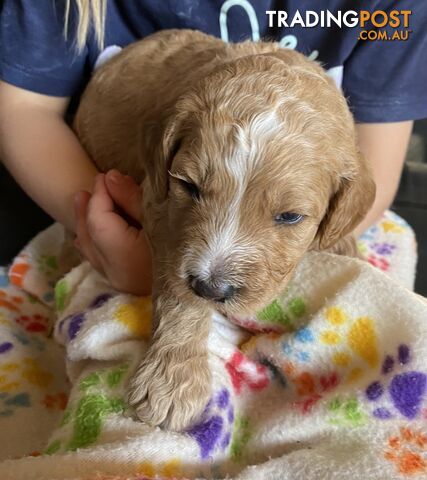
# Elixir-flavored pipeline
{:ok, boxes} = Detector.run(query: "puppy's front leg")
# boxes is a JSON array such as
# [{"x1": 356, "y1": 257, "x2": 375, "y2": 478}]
[{"x1": 127, "y1": 292, "x2": 212, "y2": 431}]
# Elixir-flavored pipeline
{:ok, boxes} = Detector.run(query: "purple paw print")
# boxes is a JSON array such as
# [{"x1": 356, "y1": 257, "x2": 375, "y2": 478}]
[
  {"x1": 0, "y1": 342, "x2": 13, "y2": 354},
  {"x1": 58, "y1": 293, "x2": 113, "y2": 341},
  {"x1": 58, "y1": 312, "x2": 87, "y2": 341},
  {"x1": 89, "y1": 293, "x2": 113, "y2": 309},
  {"x1": 371, "y1": 242, "x2": 396, "y2": 256},
  {"x1": 187, "y1": 388, "x2": 234, "y2": 459},
  {"x1": 365, "y1": 344, "x2": 426, "y2": 420}
]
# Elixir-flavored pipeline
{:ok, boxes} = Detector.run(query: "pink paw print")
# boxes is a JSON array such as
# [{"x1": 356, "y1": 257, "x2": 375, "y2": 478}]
[
  {"x1": 15, "y1": 314, "x2": 49, "y2": 334},
  {"x1": 368, "y1": 254, "x2": 390, "y2": 271},
  {"x1": 225, "y1": 351, "x2": 270, "y2": 395}
]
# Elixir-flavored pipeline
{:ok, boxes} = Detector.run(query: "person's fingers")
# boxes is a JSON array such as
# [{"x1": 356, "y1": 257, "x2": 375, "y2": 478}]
[
  {"x1": 86, "y1": 173, "x2": 120, "y2": 238},
  {"x1": 73, "y1": 190, "x2": 103, "y2": 272},
  {"x1": 88, "y1": 174, "x2": 114, "y2": 216},
  {"x1": 105, "y1": 169, "x2": 143, "y2": 224}
]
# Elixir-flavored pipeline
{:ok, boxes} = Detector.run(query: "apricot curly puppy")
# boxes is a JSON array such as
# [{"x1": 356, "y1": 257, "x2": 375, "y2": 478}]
[{"x1": 74, "y1": 29, "x2": 375, "y2": 431}]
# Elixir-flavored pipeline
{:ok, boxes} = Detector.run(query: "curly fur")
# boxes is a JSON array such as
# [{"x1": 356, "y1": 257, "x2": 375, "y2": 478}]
[{"x1": 74, "y1": 29, "x2": 375, "y2": 430}]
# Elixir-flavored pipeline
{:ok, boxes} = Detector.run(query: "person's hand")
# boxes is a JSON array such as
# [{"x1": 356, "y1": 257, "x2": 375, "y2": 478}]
[{"x1": 74, "y1": 170, "x2": 152, "y2": 295}]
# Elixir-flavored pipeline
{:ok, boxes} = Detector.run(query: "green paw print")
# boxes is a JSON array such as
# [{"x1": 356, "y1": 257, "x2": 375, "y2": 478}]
[
  {"x1": 45, "y1": 364, "x2": 128, "y2": 454},
  {"x1": 54, "y1": 279, "x2": 70, "y2": 313},
  {"x1": 327, "y1": 396, "x2": 366, "y2": 427},
  {"x1": 37, "y1": 255, "x2": 59, "y2": 276},
  {"x1": 257, "y1": 296, "x2": 306, "y2": 328},
  {"x1": 230, "y1": 416, "x2": 251, "y2": 462}
]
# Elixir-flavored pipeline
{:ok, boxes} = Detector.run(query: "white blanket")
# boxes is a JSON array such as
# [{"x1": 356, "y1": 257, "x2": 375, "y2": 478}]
[{"x1": 0, "y1": 212, "x2": 426, "y2": 480}]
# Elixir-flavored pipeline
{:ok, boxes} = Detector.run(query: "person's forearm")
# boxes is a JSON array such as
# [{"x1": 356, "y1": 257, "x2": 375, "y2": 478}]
[
  {"x1": 354, "y1": 121, "x2": 413, "y2": 236},
  {"x1": 0, "y1": 104, "x2": 98, "y2": 232}
]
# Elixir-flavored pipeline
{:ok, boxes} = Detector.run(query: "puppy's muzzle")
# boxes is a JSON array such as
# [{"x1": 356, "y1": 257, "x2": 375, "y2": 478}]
[{"x1": 188, "y1": 275, "x2": 237, "y2": 303}]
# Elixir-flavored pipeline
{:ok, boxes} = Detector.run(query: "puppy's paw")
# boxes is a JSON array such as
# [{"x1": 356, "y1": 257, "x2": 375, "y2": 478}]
[{"x1": 127, "y1": 348, "x2": 211, "y2": 431}]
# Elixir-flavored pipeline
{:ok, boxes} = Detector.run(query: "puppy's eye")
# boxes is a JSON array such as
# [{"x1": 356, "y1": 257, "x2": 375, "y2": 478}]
[
  {"x1": 179, "y1": 179, "x2": 200, "y2": 200},
  {"x1": 274, "y1": 212, "x2": 304, "y2": 225}
]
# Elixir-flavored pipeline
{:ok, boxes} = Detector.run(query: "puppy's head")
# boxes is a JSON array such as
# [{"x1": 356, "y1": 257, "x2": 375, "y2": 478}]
[{"x1": 153, "y1": 53, "x2": 375, "y2": 314}]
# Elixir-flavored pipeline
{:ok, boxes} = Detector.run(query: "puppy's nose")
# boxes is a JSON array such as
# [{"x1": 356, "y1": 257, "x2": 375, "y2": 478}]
[{"x1": 189, "y1": 276, "x2": 236, "y2": 302}]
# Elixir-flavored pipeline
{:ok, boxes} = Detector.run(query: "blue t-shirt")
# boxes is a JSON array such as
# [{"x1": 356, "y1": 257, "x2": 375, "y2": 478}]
[{"x1": 1, "y1": 0, "x2": 426, "y2": 122}]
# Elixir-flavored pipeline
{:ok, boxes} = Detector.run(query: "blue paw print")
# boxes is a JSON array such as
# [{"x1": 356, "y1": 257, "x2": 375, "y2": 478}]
[
  {"x1": 359, "y1": 225, "x2": 379, "y2": 242},
  {"x1": 12, "y1": 330, "x2": 45, "y2": 352},
  {"x1": 282, "y1": 327, "x2": 315, "y2": 363},
  {"x1": 365, "y1": 344, "x2": 427, "y2": 420},
  {"x1": 0, "y1": 392, "x2": 31, "y2": 417},
  {"x1": 0, "y1": 270, "x2": 9, "y2": 288},
  {"x1": 187, "y1": 388, "x2": 234, "y2": 459}
]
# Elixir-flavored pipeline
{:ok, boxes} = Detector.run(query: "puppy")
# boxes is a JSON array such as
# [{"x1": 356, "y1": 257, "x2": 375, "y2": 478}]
[{"x1": 74, "y1": 29, "x2": 375, "y2": 431}]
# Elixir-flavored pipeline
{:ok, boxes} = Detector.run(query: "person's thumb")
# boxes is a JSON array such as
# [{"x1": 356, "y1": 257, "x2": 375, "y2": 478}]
[{"x1": 104, "y1": 169, "x2": 143, "y2": 223}]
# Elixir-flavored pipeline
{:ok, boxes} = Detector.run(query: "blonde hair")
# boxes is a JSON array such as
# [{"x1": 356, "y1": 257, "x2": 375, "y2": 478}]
[{"x1": 64, "y1": 0, "x2": 107, "y2": 51}]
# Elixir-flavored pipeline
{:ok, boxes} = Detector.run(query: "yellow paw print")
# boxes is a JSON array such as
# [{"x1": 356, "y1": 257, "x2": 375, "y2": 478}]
[
  {"x1": 114, "y1": 297, "x2": 152, "y2": 338},
  {"x1": 381, "y1": 220, "x2": 405, "y2": 234},
  {"x1": 320, "y1": 307, "x2": 379, "y2": 383},
  {"x1": 21, "y1": 357, "x2": 53, "y2": 388},
  {"x1": 137, "y1": 458, "x2": 182, "y2": 477},
  {"x1": 0, "y1": 362, "x2": 21, "y2": 392},
  {"x1": 0, "y1": 357, "x2": 52, "y2": 392},
  {"x1": 0, "y1": 311, "x2": 13, "y2": 327}
]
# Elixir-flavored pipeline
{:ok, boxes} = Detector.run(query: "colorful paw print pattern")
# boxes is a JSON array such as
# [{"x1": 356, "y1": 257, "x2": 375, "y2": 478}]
[
  {"x1": 230, "y1": 415, "x2": 251, "y2": 462},
  {"x1": 45, "y1": 364, "x2": 128, "y2": 453},
  {"x1": 15, "y1": 314, "x2": 49, "y2": 334},
  {"x1": 0, "y1": 357, "x2": 59, "y2": 416},
  {"x1": 256, "y1": 295, "x2": 307, "y2": 330},
  {"x1": 57, "y1": 293, "x2": 113, "y2": 341},
  {"x1": 280, "y1": 361, "x2": 340, "y2": 414},
  {"x1": 0, "y1": 269, "x2": 9, "y2": 288},
  {"x1": 365, "y1": 344, "x2": 426, "y2": 420},
  {"x1": 8, "y1": 257, "x2": 31, "y2": 289},
  {"x1": 357, "y1": 211, "x2": 415, "y2": 284},
  {"x1": 42, "y1": 392, "x2": 68, "y2": 411},
  {"x1": 320, "y1": 306, "x2": 379, "y2": 384},
  {"x1": 0, "y1": 290, "x2": 24, "y2": 313},
  {"x1": 0, "y1": 358, "x2": 53, "y2": 394},
  {"x1": 231, "y1": 292, "x2": 307, "y2": 333},
  {"x1": 281, "y1": 326, "x2": 315, "y2": 363},
  {"x1": 384, "y1": 427, "x2": 427, "y2": 476},
  {"x1": 54, "y1": 279, "x2": 71, "y2": 313},
  {"x1": 57, "y1": 293, "x2": 152, "y2": 344},
  {"x1": 225, "y1": 351, "x2": 270, "y2": 395},
  {"x1": 359, "y1": 239, "x2": 397, "y2": 272},
  {"x1": 327, "y1": 396, "x2": 365, "y2": 427},
  {"x1": 0, "y1": 391, "x2": 31, "y2": 417},
  {"x1": 136, "y1": 458, "x2": 184, "y2": 478},
  {"x1": 36, "y1": 254, "x2": 59, "y2": 277},
  {"x1": 187, "y1": 388, "x2": 234, "y2": 459},
  {"x1": 280, "y1": 306, "x2": 379, "y2": 386},
  {"x1": 113, "y1": 296, "x2": 152, "y2": 338}
]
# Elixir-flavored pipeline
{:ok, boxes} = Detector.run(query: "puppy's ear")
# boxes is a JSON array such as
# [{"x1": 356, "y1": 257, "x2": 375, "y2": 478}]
[
  {"x1": 316, "y1": 152, "x2": 376, "y2": 250},
  {"x1": 149, "y1": 113, "x2": 186, "y2": 202}
]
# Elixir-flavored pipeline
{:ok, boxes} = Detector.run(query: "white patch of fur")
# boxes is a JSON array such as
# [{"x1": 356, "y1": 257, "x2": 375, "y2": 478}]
[
  {"x1": 182, "y1": 110, "x2": 286, "y2": 282},
  {"x1": 191, "y1": 110, "x2": 283, "y2": 280},
  {"x1": 196, "y1": 198, "x2": 241, "y2": 280}
]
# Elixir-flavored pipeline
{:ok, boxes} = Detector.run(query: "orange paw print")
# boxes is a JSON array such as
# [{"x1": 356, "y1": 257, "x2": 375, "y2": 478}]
[
  {"x1": 9, "y1": 258, "x2": 31, "y2": 288},
  {"x1": 0, "y1": 291, "x2": 23, "y2": 313},
  {"x1": 385, "y1": 427, "x2": 427, "y2": 475},
  {"x1": 16, "y1": 314, "x2": 49, "y2": 334},
  {"x1": 283, "y1": 361, "x2": 340, "y2": 414},
  {"x1": 42, "y1": 392, "x2": 68, "y2": 410}
]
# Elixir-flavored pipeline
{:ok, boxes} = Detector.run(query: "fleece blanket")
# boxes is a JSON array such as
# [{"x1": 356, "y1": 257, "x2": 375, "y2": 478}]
[{"x1": 0, "y1": 211, "x2": 426, "y2": 480}]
